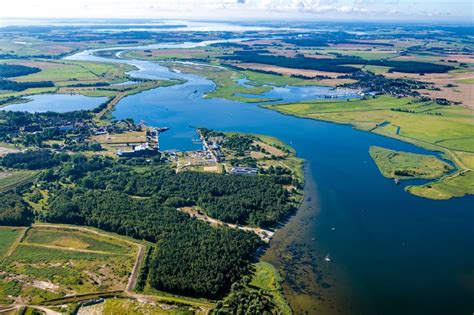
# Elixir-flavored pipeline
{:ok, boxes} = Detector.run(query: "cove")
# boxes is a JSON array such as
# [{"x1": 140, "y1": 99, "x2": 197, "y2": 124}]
[{"x1": 68, "y1": 43, "x2": 474, "y2": 315}]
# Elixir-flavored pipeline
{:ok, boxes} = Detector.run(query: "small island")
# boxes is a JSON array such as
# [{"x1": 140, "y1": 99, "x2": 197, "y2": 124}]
[{"x1": 369, "y1": 146, "x2": 453, "y2": 180}]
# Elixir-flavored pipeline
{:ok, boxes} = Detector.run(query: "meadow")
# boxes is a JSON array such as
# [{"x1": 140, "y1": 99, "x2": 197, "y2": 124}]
[
  {"x1": 250, "y1": 261, "x2": 292, "y2": 314},
  {"x1": 369, "y1": 146, "x2": 453, "y2": 180},
  {"x1": 0, "y1": 225, "x2": 139, "y2": 305},
  {"x1": 0, "y1": 226, "x2": 24, "y2": 258},
  {"x1": 0, "y1": 170, "x2": 39, "y2": 193}
]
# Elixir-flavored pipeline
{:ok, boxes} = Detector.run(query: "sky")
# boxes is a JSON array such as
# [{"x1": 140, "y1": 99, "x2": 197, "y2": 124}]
[{"x1": 0, "y1": 0, "x2": 472, "y2": 22}]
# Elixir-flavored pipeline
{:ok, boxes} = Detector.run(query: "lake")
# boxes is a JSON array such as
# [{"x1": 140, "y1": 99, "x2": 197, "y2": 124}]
[
  {"x1": 1, "y1": 94, "x2": 107, "y2": 113},
  {"x1": 65, "y1": 42, "x2": 474, "y2": 315}
]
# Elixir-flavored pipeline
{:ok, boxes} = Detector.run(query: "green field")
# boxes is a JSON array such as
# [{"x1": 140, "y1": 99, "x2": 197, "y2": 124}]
[
  {"x1": 0, "y1": 227, "x2": 24, "y2": 258},
  {"x1": 456, "y1": 78, "x2": 474, "y2": 84},
  {"x1": 0, "y1": 225, "x2": 138, "y2": 305},
  {"x1": 266, "y1": 95, "x2": 474, "y2": 199},
  {"x1": 8, "y1": 60, "x2": 135, "y2": 86},
  {"x1": 122, "y1": 47, "x2": 223, "y2": 61},
  {"x1": 23, "y1": 228, "x2": 134, "y2": 254},
  {"x1": 97, "y1": 298, "x2": 199, "y2": 314},
  {"x1": 250, "y1": 261, "x2": 292, "y2": 315},
  {"x1": 0, "y1": 171, "x2": 39, "y2": 193},
  {"x1": 242, "y1": 70, "x2": 320, "y2": 87},
  {"x1": 369, "y1": 146, "x2": 453, "y2": 180}
]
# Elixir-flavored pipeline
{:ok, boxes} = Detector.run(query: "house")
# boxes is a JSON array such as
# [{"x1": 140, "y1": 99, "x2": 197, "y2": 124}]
[
  {"x1": 230, "y1": 167, "x2": 258, "y2": 176},
  {"x1": 116, "y1": 142, "x2": 159, "y2": 157}
]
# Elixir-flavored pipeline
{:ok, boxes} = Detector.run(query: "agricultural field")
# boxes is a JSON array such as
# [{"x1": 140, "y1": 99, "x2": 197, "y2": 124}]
[
  {"x1": 0, "y1": 170, "x2": 39, "y2": 193},
  {"x1": 384, "y1": 70, "x2": 474, "y2": 108},
  {"x1": 369, "y1": 146, "x2": 453, "y2": 180},
  {"x1": 6, "y1": 60, "x2": 136, "y2": 86},
  {"x1": 0, "y1": 227, "x2": 24, "y2": 258},
  {"x1": 266, "y1": 95, "x2": 474, "y2": 199},
  {"x1": 121, "y1": 46, "x2": 223, "y2": 61},
  {"x1": 0, "y1": 225, "x2": 139, "y2": 305},
  {"x1": 318, "y1": 49, "x2": 400, "y2": 60}
]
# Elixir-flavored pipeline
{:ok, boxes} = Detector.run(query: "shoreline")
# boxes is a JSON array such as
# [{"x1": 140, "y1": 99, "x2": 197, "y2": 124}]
[{"x1": 260, "y1": 102, "x2": 472, "y2": 200}]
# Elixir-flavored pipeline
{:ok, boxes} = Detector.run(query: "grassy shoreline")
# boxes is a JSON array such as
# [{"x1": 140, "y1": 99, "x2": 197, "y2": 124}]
[{"x1": 262, "y1": 96, "x2": 473, "y2": 200}]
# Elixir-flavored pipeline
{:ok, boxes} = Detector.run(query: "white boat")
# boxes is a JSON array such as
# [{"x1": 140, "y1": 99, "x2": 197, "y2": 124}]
[{"x1": 324, "y1": 254, "x2": 332, "y2": 262}]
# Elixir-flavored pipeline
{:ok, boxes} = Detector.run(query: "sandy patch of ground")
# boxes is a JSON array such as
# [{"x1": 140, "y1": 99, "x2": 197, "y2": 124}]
[
  {"x1": 51, "y1": 237, "x2": 89, "y2": 249},
  {"x1": 299, "y1": 51, "x2": 336, "y2": 59},
  {"x1": 77, "y1": 302, "x2": 104, "y2": 315},
  {"x1": 0, "y1": 146, "x2": 19, "y2": 156},
  {"x1": 203, "y1": 165, "x2": 219, "y2": 172},
  {"x1": 32, "y1": 280, "x2": 60, "y2": 292},
  {"x1": 3, "y1": 59, "x2": 61, "y2": 70},
  {"x1": 178, "y1": 207, "x2": 274, "y2": 242},
  {"x1": 253, "y1": 140, "x2": 285, "y2": 157},
  {"x1": 91, "y1": 131, "x2": 146, "y2": 145},
  {"x1": 268, "y1": 49, "x2": 297, "y2": 57}
]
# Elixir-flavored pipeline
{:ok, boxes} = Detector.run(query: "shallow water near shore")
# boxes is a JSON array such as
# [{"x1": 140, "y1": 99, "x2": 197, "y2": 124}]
[{"x1": 64, "y1": 42, "x2": 474, "y2": 314}]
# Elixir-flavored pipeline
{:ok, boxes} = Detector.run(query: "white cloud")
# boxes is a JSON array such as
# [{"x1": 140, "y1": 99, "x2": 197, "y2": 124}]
[{"x1": 0, "y1": 0, "x2": 470, "y2": 21}]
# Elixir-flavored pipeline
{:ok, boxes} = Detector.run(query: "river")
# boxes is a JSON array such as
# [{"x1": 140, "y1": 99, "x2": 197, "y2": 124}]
[{"x1": 38, "y1": 41, "x2": 474, "y2": 314}]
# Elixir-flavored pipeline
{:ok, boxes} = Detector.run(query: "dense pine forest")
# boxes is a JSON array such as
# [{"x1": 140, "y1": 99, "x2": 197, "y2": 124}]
[{"x1": 0, "y1": 150, "x2": 297, "y2": 298}]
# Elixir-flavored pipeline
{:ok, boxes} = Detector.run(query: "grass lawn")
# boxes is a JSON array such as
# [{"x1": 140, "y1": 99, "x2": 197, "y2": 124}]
[
  {"x1": 369, "y1": 146, "x2": 453, "y2": 180},
  {"x1": 266, "y1": 95, "x2": 474, "y2": 199}
]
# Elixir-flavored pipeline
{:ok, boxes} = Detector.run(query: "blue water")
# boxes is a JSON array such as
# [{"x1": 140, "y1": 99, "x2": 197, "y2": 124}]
[
  {"x1": 1, "y1": 94, "x2": 107, "y2": 113},
  {"x1": 68, "y1": 42, "x2": 474, "y2": 315}
]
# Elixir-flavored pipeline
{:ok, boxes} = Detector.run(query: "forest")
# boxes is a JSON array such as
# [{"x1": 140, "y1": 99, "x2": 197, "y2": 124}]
[
  {"x1": 0, "y1": 151, "x2": 297, "y2": 298},
  {"x1": 49, "y1": 161, "x2": 295, "y2": 228},
  {"x1": 0, "y1": 192, "x2": 33, "y2": 226},
  {"x1": 220, "y1": 50, "x2": 454, "y2": 73},
  {"x1": 1, "y1": 150, "x2": 67, "y2": 169},
  {"x1": 0, "y1": 78, "x2": 54, "y2": 92},
  {"x1": 0, "y1": 64, "x2": 41, "y2": 77}
]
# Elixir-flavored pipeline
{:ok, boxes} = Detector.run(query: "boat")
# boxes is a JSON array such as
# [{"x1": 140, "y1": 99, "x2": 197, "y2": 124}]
[
  {"x1": 156, "y1": 127, "x2": 169, "y2": 132},
  {"x1": 394, "y1": 178, "x2": 400, "y2": 185},
  {"x1": 324, "y1": 254, "x2": 332, "y2": 262}
]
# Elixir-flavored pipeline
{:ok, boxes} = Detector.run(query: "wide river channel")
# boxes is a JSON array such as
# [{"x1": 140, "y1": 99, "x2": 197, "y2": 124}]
[{"x1": 50, "y1": 41, "x2": 474, "y2": 314}]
